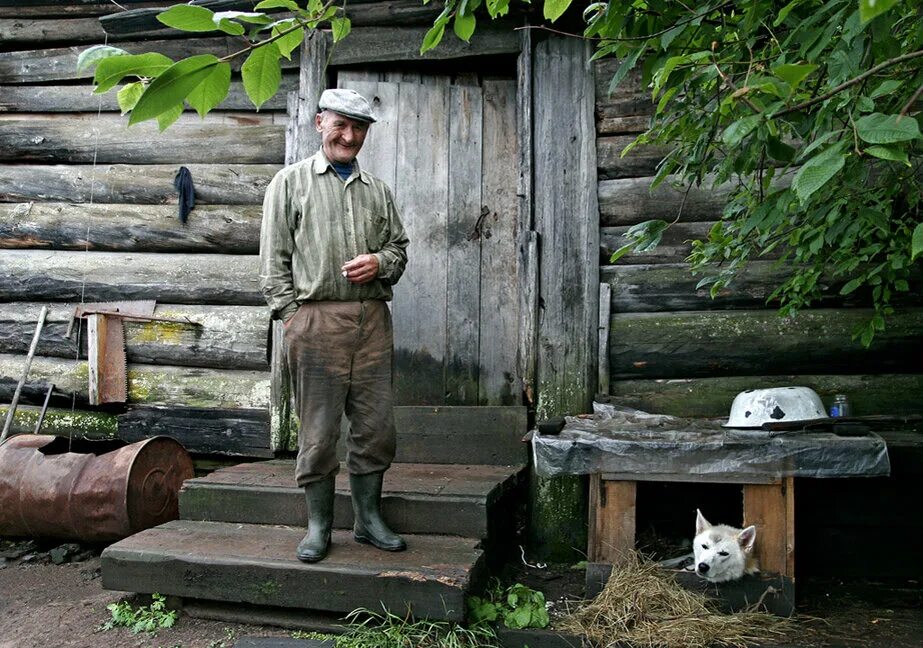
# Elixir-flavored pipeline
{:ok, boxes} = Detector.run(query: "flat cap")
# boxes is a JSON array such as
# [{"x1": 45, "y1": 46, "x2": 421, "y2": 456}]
[{"x1": 317, "y1": 88, "x2": 376, "y2": 123}]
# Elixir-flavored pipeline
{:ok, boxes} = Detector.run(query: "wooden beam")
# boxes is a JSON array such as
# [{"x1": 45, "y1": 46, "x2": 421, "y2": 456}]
[
  {"x1": 0, "y1": 353, "x2": 270, "y2": 409},
  {"x1": 605, "y1": 374, "x2": 923, "y2": 418},
  {"x1": 0, "y1": 163, "x2": 279, "y2": 204},
  {"x1": 600, "y1": 222, "x2": 718, "y2": 265},
  {"x1": 0, "y1": 250, "x2": 261, "y2": 304},
  {"x1": 743, "y1": 478, "x2": 795, "y2": 578},
  {"x1": 533, "y1": 35, "x2": 599, "y2": 419},
  {"x1": 608, "y1": 308, "x2": 923, "y2": 379},
  {"x1": 0, "y1": 117, "x2": 284, "y2": 164},
  {"x1": 0, "y1": 203, "x2": 262, "y2": 253},
  {"x1": 597, "y1": 135, "x2": 672, "y2": 180},
  {"x1": 588, "y1": 476, "x2": 636, "y2": 565},
  {"x1": 289, "y1": 29, "x2": 327, "y2": 164}
]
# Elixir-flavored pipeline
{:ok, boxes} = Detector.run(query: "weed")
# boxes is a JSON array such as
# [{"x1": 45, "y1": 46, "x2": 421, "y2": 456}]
[
  {"x1": 468, "y1": 580, "x2": 550, "y2": 630},
  {"x1": 98, "y1": 593, "x2": 178, "y2": 634}
]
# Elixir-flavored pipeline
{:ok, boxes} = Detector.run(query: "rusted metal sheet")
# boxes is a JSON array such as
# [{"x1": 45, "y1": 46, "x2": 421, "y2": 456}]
[{"x1": 0, "y1": 434, "x2": 193, "y2": 541}]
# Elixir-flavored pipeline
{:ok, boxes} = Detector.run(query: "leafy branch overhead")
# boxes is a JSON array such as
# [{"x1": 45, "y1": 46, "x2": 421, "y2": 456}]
[{"x1": 77, "y1": 0, "x2": 352, "y2": 130}]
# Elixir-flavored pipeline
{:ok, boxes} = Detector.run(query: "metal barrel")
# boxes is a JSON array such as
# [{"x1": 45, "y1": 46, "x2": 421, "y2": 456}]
[{"x1": 0, "y1": 435, "x2": 193, "y2": 542}]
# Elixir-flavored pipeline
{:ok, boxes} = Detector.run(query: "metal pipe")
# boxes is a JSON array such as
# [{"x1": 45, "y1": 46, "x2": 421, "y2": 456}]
[{"x1": 1, "y1": 306, "x2": 49, "y2": 443}]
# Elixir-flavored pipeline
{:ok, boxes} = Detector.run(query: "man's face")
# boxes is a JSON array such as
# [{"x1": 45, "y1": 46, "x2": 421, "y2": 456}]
[{"x1": 315, "y1": 110, "x2": 370, "y2": 164}]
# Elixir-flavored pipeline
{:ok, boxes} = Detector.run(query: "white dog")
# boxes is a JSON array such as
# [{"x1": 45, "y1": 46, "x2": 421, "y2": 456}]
[{"x1": 693, "y1": 509, "x2": 759, "y2": 583}]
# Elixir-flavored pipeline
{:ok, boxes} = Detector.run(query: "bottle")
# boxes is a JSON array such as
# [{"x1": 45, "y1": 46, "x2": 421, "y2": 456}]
[{"x1": 829, "y1": 394, "x2": 851, "y2": 418}]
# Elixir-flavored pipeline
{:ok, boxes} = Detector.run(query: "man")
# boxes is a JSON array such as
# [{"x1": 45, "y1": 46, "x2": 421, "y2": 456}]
[{"x1": 259, "y1": 88, "x2": 410, "y2": 563}]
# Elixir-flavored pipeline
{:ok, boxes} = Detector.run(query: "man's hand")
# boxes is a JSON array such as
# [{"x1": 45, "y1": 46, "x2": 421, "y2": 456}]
[{"x1": 342, "y1": 254, "x2": 379, "y2": 284}]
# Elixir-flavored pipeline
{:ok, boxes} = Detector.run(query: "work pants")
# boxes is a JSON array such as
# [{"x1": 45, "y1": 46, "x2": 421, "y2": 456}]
[{"x1": 284, "y1": 300, "x2": 396, "y2": 486}]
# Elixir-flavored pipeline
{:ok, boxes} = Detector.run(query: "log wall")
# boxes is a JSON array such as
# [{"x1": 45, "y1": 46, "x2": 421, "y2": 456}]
[{"x1": 593, "y1": 58, "x2": 923, "y2": 418}]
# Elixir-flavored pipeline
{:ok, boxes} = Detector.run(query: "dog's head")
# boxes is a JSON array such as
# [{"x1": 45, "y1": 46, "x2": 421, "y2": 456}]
[{"x1": 693, "y1": 509, "x2": 756, "y2": 583}]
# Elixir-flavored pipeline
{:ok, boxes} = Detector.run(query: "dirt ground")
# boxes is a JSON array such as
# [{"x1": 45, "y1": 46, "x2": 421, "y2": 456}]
[{"x1": 2, "y1": 538, "x2": 921, "y2": 648}]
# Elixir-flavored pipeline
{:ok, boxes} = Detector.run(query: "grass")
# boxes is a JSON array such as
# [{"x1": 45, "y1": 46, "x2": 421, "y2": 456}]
[{"x1": 98, "y1": 593, "x2": 178, "y2": 634}]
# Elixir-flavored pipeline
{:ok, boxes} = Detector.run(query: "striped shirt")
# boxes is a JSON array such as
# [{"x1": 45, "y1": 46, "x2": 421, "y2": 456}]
[{"x1": 259, "y1": 150, "x2": 409, "y2": 322}]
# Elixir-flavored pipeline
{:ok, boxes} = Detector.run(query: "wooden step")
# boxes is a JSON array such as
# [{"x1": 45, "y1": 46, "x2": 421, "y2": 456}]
[
  {"x1": 180, "y1": 461, "x2": 523, "y2": 539},
  {"x1": 101, "y1": 520, "x2": 483, "y2": 622}
]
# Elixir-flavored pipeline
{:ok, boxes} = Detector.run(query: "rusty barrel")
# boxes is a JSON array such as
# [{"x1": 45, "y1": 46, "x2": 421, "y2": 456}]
[{"x1": 0, "y1": 435, "x2": 193, "y2": 542}]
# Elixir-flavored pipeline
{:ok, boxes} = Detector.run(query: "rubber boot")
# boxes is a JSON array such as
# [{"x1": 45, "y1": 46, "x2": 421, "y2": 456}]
[
  {"x1": 296, "y1": 474, "x2": 335, "y2": 563},
  {"x1": 350, "y1": 471, "x2": 406, "y2": 552}
]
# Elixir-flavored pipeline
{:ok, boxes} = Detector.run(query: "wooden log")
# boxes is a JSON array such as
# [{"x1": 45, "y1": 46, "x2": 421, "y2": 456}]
[
  {"x1": 0, "y1": 117, "x2": 284, "y2": 164},
  {"x1": 118, "y1": 406, "x2": 273, "y2": 457},
  {"x1": 596, "y1": 114, "x2": 651, "y2": 135},
  {"x1": 599, "y1": 174, "x2": 730, "y2": 227},
  {"x1": 533, "y1": 36, "x2": 599, "y2": 419},
  {"x1": 601, "y1": 222, "x2": 716, "y2": 264},
  {"x1": 0, "y1": 163, "x2": 279, "y2": 204},
  {"x1": 0, "y1": 353, "x2": 270, "y2": 409},
  {"x1": 0, "y1": 250, "x2": 262, "y2": 304},
  {"x1": 0, "y1": 16, "x2": 106, "y2": 46},
  {"x1": 0, "y1": 302, "x2": 269, "y2": 370},
  {"x1": 609, "y1": 308, "x2": 923, "y2": 380},
  {"x1": 604, "y1": 374, "x2": 923, "y2": 418},
  {"x1": 0, "y1": 78, "x2": 295, "y2": 112},
  {"x1": 597, "y1": 135, "x2": 672, "y2": 180},
  {"x1": 0, "y1": 26, "x2": 520, "y2": 84},
  {"x1": 0, "y1": 403, "x2": 118, "y2": 439},
  {"x1": 0, "y1": 1, "x2": 164, "y2": 19},
  {"x1": 0, "y1": 202, "x2": 262, "y2": 253},
  {"x1": 594, "y1": 59, "x2": 652, "y2": 118}
]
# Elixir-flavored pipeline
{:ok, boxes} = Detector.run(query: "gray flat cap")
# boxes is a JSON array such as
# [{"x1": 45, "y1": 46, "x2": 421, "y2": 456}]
[{"x1": 318, "y1": 88, "x2": 376, "y2": 123}]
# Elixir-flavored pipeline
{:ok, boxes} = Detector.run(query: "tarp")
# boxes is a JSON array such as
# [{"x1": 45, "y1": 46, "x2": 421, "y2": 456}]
[{"x1": 531, "y1": 403, "x2": 891, "y2": 480}]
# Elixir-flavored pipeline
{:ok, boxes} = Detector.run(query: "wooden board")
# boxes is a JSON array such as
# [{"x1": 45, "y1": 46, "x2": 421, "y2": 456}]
[
  {"x1": 0, "y1": 117, "x2": 284, "y2": 164},
  {"x1": 0, "y1": 353, "x2": 269, "y2": 409},
  {"x1": 743, "y1": 478, "x2": 795, "y2": 578},
  {"x1": 0, "y1": 250, "x2": 261, "y2": 304},
  {"x1": 605, "y1": 374, "x2": 923, "y2": 418},
  {"x1": 608, "y1": 308, "x2": 923, "y2": 379},
  {"x1": 532, "y1": 36, "x2": 599, "y2": 419},
  {"x1": 179, "y1": 460, "x2": 522, "y2": 537},
  {"x1": 588, "y1": 475, "x2": 636, "y2": 565},
  {"x1": 0, "y1": 203, "x2": 262, "y2": 253},
  {"x1": 598, "y1": 175, "x2": 730, "y2": 227},
  {"x1": 0, "y1": 163, "x2": 279, "y2": 204},
  {"x1": 101, "y1": 521, "x2": 483, "y2": 622}
]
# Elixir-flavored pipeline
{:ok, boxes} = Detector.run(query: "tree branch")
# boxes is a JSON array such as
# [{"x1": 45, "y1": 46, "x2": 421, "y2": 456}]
[{"x1": 772, "y1": 49, "x2": 923, "y2": 118}]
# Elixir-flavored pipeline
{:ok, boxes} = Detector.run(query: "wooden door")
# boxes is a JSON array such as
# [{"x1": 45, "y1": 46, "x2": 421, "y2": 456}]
[{"x1": 338, "y1": 71, "x2": 520, "y2": 406}]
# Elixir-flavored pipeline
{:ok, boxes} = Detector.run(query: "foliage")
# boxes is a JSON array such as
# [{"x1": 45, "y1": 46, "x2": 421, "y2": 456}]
[
  {"x1": 77, "y1": 1, "x2": 352, "y2": 129},
  {"x1": 426, "y1": 0, "x2": 922, "y2": 346},
  {"x1": 98, "y1": 593, "x2": 178, "y2": 634},
  {"x1": 467, "y1": 580, "x2": 550, "y2": 630},
  {"x1": 293, "y1": 607, "x2": 502, "y2": 647}
]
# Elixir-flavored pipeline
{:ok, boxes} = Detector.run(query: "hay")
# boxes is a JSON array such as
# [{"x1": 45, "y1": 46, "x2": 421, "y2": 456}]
[{"x1": 557, "y1": 555, "x2": 792, "y2": 648}]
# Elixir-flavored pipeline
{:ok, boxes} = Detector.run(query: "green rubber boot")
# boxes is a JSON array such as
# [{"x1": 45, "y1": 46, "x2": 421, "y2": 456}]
[
  {"x1": 296, "y1": 475, "x2": 335, "y2": 563},
  {"x1": 350, "y1": 471, "x2": 406, "y2": 552}
]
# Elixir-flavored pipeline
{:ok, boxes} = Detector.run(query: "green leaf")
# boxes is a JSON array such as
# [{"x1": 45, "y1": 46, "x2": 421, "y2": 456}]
[
  {"x1": 912, "y1": 223, "x2": 923, "y2": 261},
  {"x1": 272, "y1": 21, "x2": 304, "y2": 59},
  {"x1": 186, "y1": 61, "x2": 231, "y2": 118},
  {"x1": 504, "y1": 606, "x2": 533, "y2": 630},
  {"x1": 213, "y1": 14, "x2": 246, "y2": 35},
  {"x1": 331, "y1": 16, "x2": 351, "y2": 42},
  {"x1": 869, "y1": 79, "x2": 902, "y2": 99},
  {"x1": 453, "y1": 11, "x2": 476, "y2": 42},
  {"x1": 213, "y1": 11, "x2": 271, "y2": 25},
  {"x1": 543, "y1": 0, "x2": 572, "y2": 22},
  {"x1": 771, "y1": 63, "x2": 818, "y2": 90},
  {"x1": 865, "y1": 145, "x2": 910, "y2": 165},
  {"x1": 241, "y1": 42, "x2": 282, "y2": 109},
  {"x1": 420, "y1": 19, "x2": 447, "y2": 55},
  {"x1": 840, "y1": 277, "x2": 863, "y2": 295},
  {"x1": 767, "y1": 136, "x2": 796, "y2": 162},
  {"x1": 76, "y1": 45, "x2": 128, "y2": 74},
  {"x1": 792, "y1": 145, "x2": 846, "y2": 203},
  {"x1": 773, "y1": 0, "x2": 804, "y2": 26},
  {"x1": 129, "y1": 54, "x2": 219, "y2": 125},
  {"x1": 156, "y1": 103, "x2": 183, "y2": 131},
  {"x1": 486, "y1": 0, "x2": 511, "y2": 18},
  {"x1": 855, "y1": 113, "x2": 921, "y2": 144},
  {"x1": 255, "y1": 0, "x2": 300, "y2": 9},
  {"x1": 859, "y1": 0, "x2": 899, "y2": 24},
  {"x1": 94, "y1": 52, "x2": 174, "y2": 93},
  {"x1": 722, "y1": 114, "x2": 762, "y2": 147},
  {"x1": 116, "y1": 82, "x2": 145, "y2": 114},
  {"x1": 157, "y1": 5, "x2": 217, "y2": 32}
]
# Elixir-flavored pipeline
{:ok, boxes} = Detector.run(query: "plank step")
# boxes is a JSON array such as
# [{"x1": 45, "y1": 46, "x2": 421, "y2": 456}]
[
  {"x1": 102, "y1": 520, "x2": 484, "y2": 622},
  {"x1": 180, "y1": 461, "x2": 523, "y2": 539}
]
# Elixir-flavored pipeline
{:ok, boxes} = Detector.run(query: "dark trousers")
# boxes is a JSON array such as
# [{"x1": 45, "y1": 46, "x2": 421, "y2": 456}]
[{"x1": 284, "y1": 300, "x2": 396, "y2": 486}]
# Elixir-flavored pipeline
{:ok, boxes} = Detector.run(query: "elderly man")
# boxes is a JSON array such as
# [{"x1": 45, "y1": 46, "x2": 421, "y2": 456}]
[{"x1": 259, "y1": 88, "x2": 410, "y2": 562}]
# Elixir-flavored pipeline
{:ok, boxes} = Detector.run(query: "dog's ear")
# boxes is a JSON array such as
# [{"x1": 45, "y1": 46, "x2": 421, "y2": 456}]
[
  {"x1": 738, "y1": 525, "x2": 757, "y2": 552},
  {"x1": 695, "y1": 509, "x2": 710, "y2": 535}
]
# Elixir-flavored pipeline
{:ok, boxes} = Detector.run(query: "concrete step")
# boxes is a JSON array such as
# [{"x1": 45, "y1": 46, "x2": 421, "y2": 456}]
[
  {"x1": 102, "y1": 520, "x2": 484, "y2": 622},
  {"x1": 180, "y1": 461, "x2": 523, "y2": 539}
]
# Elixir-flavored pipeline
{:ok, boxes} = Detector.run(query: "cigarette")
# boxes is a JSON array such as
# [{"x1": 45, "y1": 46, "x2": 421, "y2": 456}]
[{"x1": 342, "y1": 271, "x2": 348, "y2": 277}]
